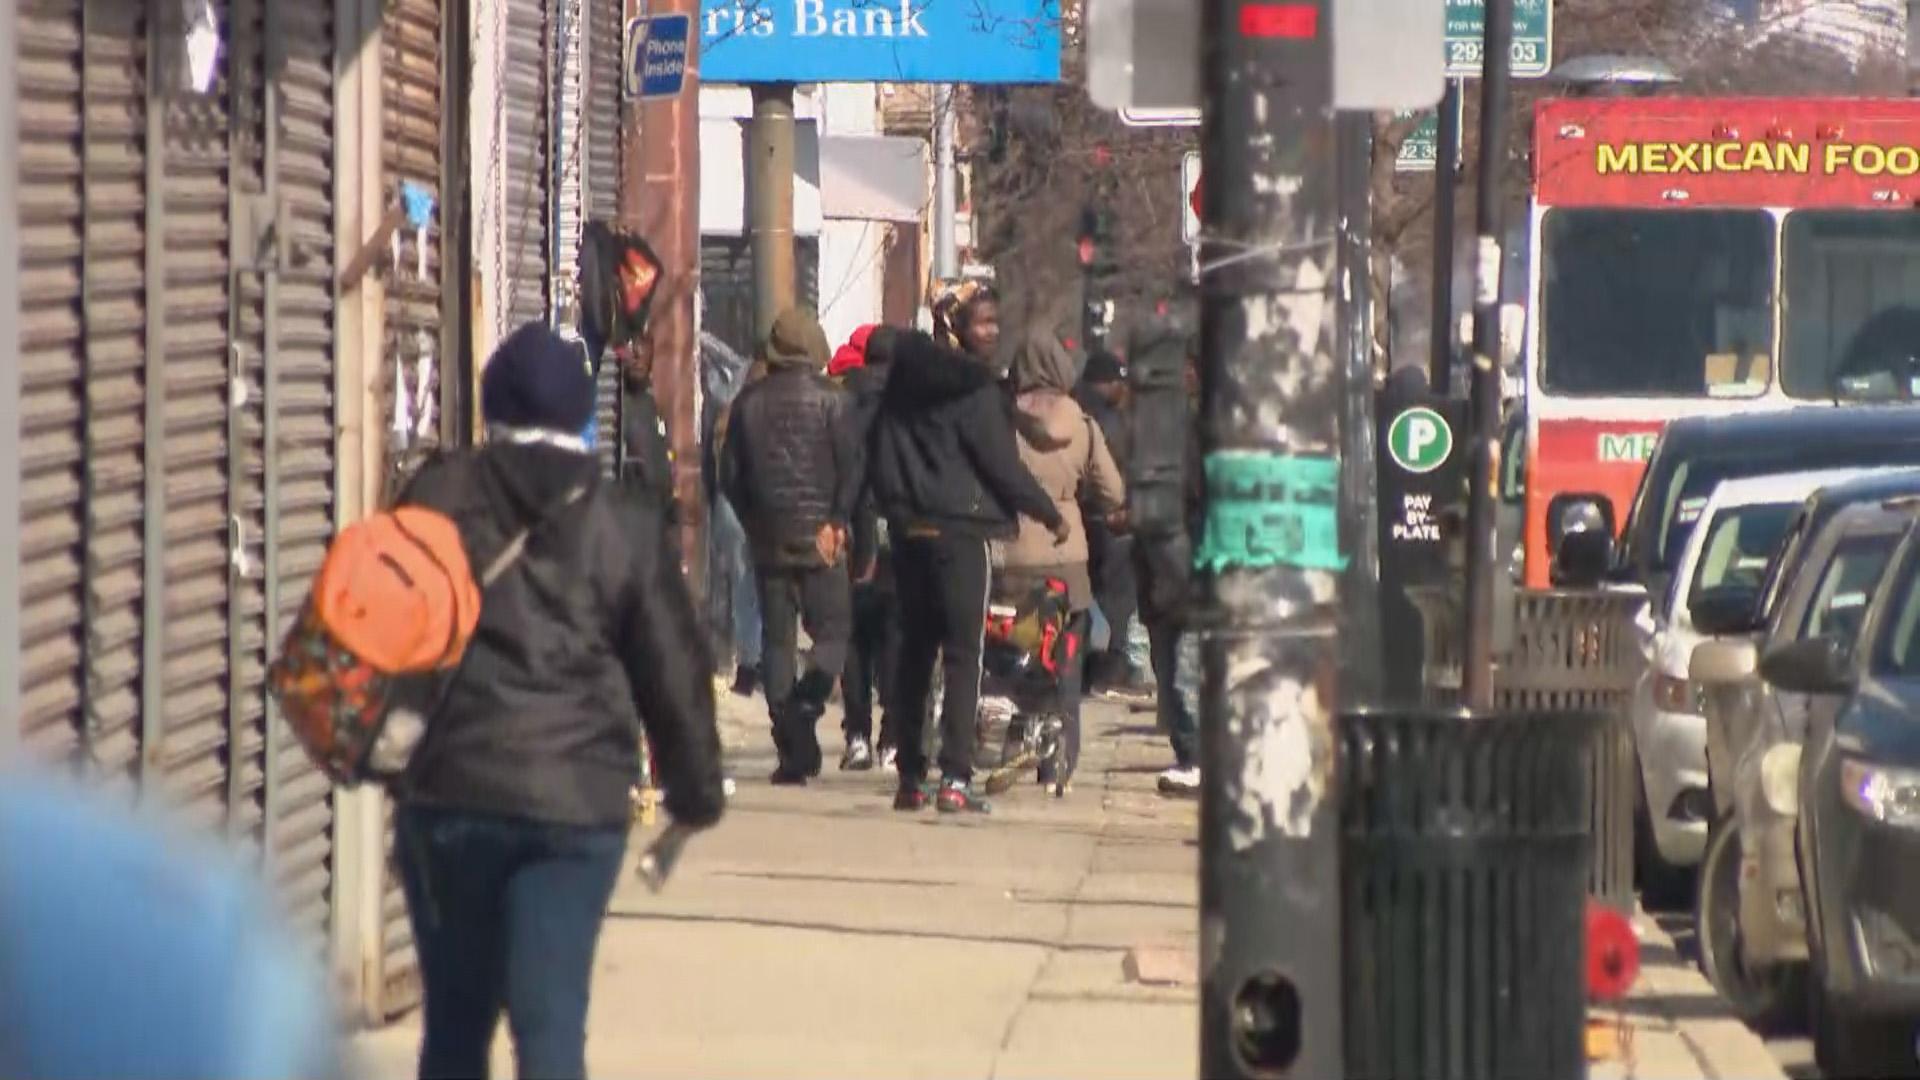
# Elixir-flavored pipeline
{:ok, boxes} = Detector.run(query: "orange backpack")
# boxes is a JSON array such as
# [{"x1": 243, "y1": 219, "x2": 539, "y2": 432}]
[{"x1": 268, "y1": 486, "x2": 582, "y2": 785}]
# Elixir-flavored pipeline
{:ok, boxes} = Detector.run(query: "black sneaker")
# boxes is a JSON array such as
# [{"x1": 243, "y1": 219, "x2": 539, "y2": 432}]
[
  {"x1": 840, "y1": 737, "x2": 875, "y2": 772},
  {"x1": 731, "y1": 665, "x2": 761, "y2": 698},
  {"x1": 936, "y1": 778, "x2": 991, "y2": 815},
  {"x1": 893, "y1": 780, "x2": 933, "y2": 811}
]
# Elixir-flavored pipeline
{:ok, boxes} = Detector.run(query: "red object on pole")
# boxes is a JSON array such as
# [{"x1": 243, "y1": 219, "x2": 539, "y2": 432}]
[
  {"x1": 1077, "y1": 236, "x2": 1095, "y2": 267},
  {"x1": 1239, "y1": 3, "x2": 1320, "y2": 39},
  {"x1": 1586, "y1": 900, "x2": 1641, "y2": 1001}
]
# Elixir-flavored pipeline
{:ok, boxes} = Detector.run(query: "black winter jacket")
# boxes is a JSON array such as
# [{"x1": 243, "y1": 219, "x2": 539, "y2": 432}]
[
  {"x1": 395, "y1": 443, "x2": 724, "y2": 830},
  {"x1": 719, "y1": 359, "x2": 860, "y2": 569},
  {"x1": 868, "y1": 331, "x2": 1063, "y2": 541},
  {"x1": 622, "y1": 379, "x2": 676, "y2": 520}
]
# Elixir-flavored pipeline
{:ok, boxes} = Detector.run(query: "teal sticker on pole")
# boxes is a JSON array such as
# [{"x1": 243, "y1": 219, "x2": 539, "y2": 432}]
[{"x1": 1196, "y1": 451, "x2": 1347, "y2": 573}]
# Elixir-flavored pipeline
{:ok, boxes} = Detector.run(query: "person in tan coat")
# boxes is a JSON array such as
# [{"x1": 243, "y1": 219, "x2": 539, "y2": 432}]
[{"x1": 995, "y1": 329, "x2": 1126, "y2": 786}]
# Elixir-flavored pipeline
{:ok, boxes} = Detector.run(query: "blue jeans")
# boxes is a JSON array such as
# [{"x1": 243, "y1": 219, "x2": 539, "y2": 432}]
[{"x1": 396, "y1": 805, "x2": 627, "y2": 1080}]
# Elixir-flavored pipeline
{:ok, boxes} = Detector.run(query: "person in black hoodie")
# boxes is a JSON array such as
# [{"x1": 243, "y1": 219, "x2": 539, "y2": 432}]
[
  {"x1": 836, "y1": 324, "x2": 902, "y2": 770},
  {"x1": 868, "y1": 328, "x2": 1068, "y2": 814},
  {"x1": 720, "y1": 308, "x2": 860, "y2": 784},
  {"x1": 394, "y1": 322, "x2": 725, "y2": 1080}
]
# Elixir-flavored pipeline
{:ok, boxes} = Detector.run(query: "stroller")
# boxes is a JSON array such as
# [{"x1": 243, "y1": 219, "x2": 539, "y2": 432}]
[{"x1": 978, "y1": 576, "x2": 1081, "y2": 798}]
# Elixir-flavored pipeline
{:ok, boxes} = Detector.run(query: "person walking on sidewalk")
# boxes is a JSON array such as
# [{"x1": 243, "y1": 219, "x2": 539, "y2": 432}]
[
  {"x1": 834, "y1": 323, "x2": 903, "y2": 770},
  {"x1": 997, "y1": 330, "x2": 1126, "y2": 789},
  {"x1": 1134, "y1": 351, "x2": 1204, "y2": 797},
  {"x1": 720, "y1": 308, "x2": 860, "y2": 784},
  {"x1": 868, "y1": 323, "x2": 1069, "y2": 814},
  {"x1": 1074, "y1": 349, "x2": 1149, "y2": 700},
  {"x1": 392, "y1": 322, "x2": 725, "y2": 1080}
]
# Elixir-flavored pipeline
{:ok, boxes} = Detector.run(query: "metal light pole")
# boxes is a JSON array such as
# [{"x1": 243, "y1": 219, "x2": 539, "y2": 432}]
[
  {"x1": 749, "y1": 83, "x2": 797, "y2": 345},
  {"x1": 1196, "y1": 0, "x2": 1344, "y2": 1074},
  {"x1": 933, "y1": 84, "x2": 959, "y2": 280},
  {"x1": 1429, "y1": 78, "x2": 1462, "y2": 391},
  {"x1": 1461, "y1": 0, "x2": 1514, "y2": 709}
]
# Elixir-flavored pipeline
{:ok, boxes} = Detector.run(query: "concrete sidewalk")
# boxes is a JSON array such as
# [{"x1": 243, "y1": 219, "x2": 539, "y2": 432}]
[
  {"x1": 353, "y1": 695, "x2": 1201, "y2": 1079},
  {"x1": 352, "y1": 692, "x2": 1784, "y2": 1079}
]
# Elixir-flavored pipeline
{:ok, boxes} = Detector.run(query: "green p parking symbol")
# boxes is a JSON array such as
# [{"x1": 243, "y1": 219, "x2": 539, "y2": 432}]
[{"x1": 1387, "y1": 407, "x2": 1452, "y2": 474}]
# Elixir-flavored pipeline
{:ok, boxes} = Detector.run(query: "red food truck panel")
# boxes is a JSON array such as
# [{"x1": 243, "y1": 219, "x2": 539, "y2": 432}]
[{"x1": 1535, "y1": 97, "x2": 1920, "y2": 209}]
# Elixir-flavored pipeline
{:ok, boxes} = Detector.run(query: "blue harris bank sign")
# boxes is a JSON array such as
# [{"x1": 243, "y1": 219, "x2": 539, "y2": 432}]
[{"x1": 699, "y1": 0, "x2": 1061, "y2": 84}]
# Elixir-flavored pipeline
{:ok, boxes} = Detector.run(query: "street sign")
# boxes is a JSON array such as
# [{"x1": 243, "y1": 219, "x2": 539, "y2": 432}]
[
  {"x1": 1445, "y1": 0, "x2": 1552, "y2": 79},
  {"x1": 1387, "y1": 406, "x2": 1454, "y2": 473},
  {"x1": 1395, "y1": 112, "x2": 1439, "y2": 172},
  {"x1": 1393, "y1": 92, "x2": 1463, "y2": 172},
  {"x1": 625, "y1": 14, "x2": 691, "y2": 100},
  {"x1": 698, "y1": 0, "x2": 1060, "y2": 84},
  {"x1": 1182, "y1": 151, "x2": 1201, "y2": 245},
  {"x1": 1333, "y1": 0, "x2": 1446, "y2": 109}
]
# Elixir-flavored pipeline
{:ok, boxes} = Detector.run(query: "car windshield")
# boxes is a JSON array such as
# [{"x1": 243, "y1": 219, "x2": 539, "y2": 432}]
[
  {"x1": 1783, "y1": 211, "x2": 1920, "y2": 402},
  {"x1": 1542, "y1": 209, "x2": 1774, "y2": 398},
  {"x1": 1802, "y1": 534, "x2": 1899, "y2": 652},
  {"x1": 1875, "y1": 548, "x2": 1920, "y2": 678},
  {"x1": 1687, "y1": 503, "x2": 1797, "y2": 606}
]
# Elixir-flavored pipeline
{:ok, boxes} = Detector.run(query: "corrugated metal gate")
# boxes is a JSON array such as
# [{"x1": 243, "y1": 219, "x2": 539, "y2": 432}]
[
  {"x1": 585, "y1": 0, "x2": 623, "y2": 477},
  {"x1": 502, "y1": 0, "x2": 551, "y2": 333},
  {"x1": 14, "y1": 0, "x2": 338, "y2": 939},
  {"x1": 700, "y1": 235, "x2": 822, "y2": 363}
]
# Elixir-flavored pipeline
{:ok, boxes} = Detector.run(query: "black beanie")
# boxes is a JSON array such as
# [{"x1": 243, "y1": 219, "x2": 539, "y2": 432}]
[{"x1": 482, "y1": 321, "x2": 597, "y2": 434}]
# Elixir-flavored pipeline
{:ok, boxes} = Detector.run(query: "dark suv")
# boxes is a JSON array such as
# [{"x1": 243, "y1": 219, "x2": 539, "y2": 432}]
[{"x1": 1763, "y1": 499, "x2": 1920, "y2": 1076}]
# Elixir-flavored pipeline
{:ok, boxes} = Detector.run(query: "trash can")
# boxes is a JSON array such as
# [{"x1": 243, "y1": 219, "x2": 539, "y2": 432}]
[{"x1": 1339, "y1": 708, "x2": 1598, "y2": 1080}]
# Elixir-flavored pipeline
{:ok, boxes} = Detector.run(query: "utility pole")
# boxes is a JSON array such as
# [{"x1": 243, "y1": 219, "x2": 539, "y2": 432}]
[
  {"x1": 749, "y1": 83, "x2": 797, "y2": 344},
  {"x1": 932, "y1": 84, "x2": 959, "y2": 280},
  {"x1": 625, "y1": 0, "x2": 705, "y2": 594},
  {"x1": 1462, "y1": 0, "x2": 1514, "y2": 710},
  {"x1": 1429, "y1": 78, "x2": 1461, "y2": 391},
  {"x1": 1196, "y1": 0, "x2": 1344, "y2": 1075}
]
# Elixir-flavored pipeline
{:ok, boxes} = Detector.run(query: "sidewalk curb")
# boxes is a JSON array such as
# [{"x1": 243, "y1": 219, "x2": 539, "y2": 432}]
[{"x1": 1588, "y1": 910, "x2": 1787, "y2": 1080}]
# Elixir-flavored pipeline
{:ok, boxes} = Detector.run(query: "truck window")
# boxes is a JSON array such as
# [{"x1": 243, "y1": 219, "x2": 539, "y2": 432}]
[
  {"x1": 1783, "y1": 212, "x2": 1920, "y2": 402},
  {"x1": 1874, "y1": 548, "x2": 1920, "y2": 678},
  {"x1": 1541, "y1": 209, "x2": 1774, "y2": 398}
]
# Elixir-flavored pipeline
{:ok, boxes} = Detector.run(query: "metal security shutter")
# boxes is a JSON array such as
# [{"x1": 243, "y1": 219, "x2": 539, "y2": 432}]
[
  {"x1": 375, "y1": 0, "x2": 445, "y2": 1018},
  {"x1": 155, "y1": 0, "x2": 242, "y2": 836},
  {"x1": 699, "y1": 236, "x2": 821, "y2": 362},
  {"x1": 14, "y1": 0, "x2": 91, "y2": 764},
  {"x1": 267, "y1": 0, "x2": 341, "y2": 943},
  {"x1": 585, "y1": 0, "x2": 622, "y2": 476},
  {"x1": 382, "y1": 0, "x2": 446, "y2": 492},
  {"x1": 502, "y1": 0, "x2": 551, "y2": 332}
]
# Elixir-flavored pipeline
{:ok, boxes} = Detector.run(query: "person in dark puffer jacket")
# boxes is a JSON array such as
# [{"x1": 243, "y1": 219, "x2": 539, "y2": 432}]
[
  {"x1": 393, "y1": 321, "x2": 724, "y2": 1080},
  {"x1": 720, "y1": 307, "x2": 860, "y2": 783},
  {"x1": 868, "y1": 326, "x2": 1068, "y2": 814}
]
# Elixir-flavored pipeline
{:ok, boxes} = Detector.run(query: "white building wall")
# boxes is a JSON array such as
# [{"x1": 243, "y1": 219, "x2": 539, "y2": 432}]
[{"x1": 819, "y1": 221, "x2": 886, "y2": 350}]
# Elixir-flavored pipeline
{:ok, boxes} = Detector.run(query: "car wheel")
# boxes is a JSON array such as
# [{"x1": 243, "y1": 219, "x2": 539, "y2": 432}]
[
  {"x1": 1635, "y1": 761, "x2": 1695, "y2": 912},
  {"x1": 1696, "y1": 820, "x2": 1807, "y2": 1033},
  {"x1": 1814, "y1": 975, "x2": 1920, "y2": 1078}
]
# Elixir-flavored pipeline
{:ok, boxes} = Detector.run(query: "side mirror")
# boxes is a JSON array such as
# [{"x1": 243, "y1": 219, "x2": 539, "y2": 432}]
[
  {"x1": 1688, "y1": 586, "x2": 1758, "y2": 637},
  {"x1": 1552, "y1": 529, "x2": 1616, "y2": 589},
  {"x1": 1758, "y1": 637, "x2": 1856, "y2": 697},
  {"x1": 1690, "y1": 639, "x2": 1758, "y2": 686}
]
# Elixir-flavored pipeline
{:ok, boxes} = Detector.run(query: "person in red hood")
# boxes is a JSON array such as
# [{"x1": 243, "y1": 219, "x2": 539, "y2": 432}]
[{"x1": 829, "y1": 324, "x2": 877, "y2": 379}]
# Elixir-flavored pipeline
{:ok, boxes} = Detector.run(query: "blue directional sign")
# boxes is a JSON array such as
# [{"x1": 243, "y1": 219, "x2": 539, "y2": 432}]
[
  {"x1": 626, "y1": 14, "x2": 692, "y2": 100},
  {"x1": 699, "y1": 0, "x2": 1061, "y2": 84}
]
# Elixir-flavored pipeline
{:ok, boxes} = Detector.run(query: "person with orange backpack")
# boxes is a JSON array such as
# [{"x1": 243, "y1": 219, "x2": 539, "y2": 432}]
[{"x1": 375, "y1": 322, "x2": 723, "y2": 1079}]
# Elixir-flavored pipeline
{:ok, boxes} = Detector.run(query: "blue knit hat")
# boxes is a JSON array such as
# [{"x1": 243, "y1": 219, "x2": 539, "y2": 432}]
[{"x1": 481, "y1": 321, "x2": 597, "y2": 435}]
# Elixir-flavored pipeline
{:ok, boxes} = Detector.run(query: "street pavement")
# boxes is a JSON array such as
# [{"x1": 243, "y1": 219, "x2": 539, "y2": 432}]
[{"x1": 351, "y1": 689, "x2": 1786, "y2": 1079}]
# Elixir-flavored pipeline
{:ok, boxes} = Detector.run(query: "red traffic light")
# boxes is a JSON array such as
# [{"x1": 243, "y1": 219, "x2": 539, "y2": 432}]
[
  {"x1": 1189, "y1": 179, "x2": 1202, "y2": 221},
  {"x1": 1078, "y1": 236, "x2": 1095, "y2": 267}
]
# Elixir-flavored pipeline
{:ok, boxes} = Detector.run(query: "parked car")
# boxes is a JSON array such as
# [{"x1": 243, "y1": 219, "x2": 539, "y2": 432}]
[
  {"x1": 1762, "y1": 503, "x2": 1920, "y2": 1076},
  {"x1": 1687, "y1": 485, "x2": 1920, "y2": 1029},
  {"x1": 1614, "y1": 408, "x2": 1920, "y2": 611},
  {"x1": 1630, "y1": 469, "x2": 1888, "y2": 903}
]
